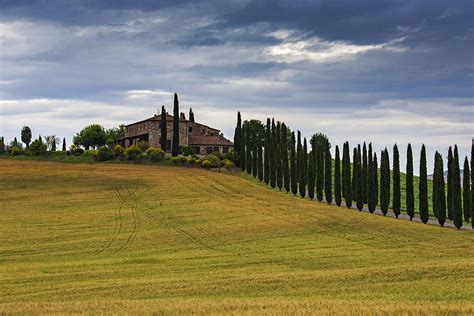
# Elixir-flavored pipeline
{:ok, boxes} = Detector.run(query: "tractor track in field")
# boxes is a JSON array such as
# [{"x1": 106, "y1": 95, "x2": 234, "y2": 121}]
[{"x1": 95, "y1": 187, "x2": 125, "y2": 254}]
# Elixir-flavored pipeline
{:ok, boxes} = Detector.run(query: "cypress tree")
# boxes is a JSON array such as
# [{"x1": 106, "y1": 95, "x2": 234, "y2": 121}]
[
  {"x1": 276, "y1": 122, "x2": 283, "y2": 190},
  {"x1": 393, "y1": 144, "x2": 401, "y2": 218},
  {"x1": 290, "y1": 132, "x2": 297, "y2": 196},
  {"x1": 240, "y1": 124, "x2": 246, "y2": 172},
  {"x1": 367, "y1": 144, "x2": 375, "y2": 213},
  {"x1": 51, "y1": 139, "x2": 56, "y2": 151},
  {"x1": 269, "y1": 119, "x2": 276, "y2": 188},
  {"x1": 447, "y1": 147, "x2": 453, "y2": 220},
  {"x1": 252, "y1": 139, "x2": 258, "y2": 178},
  {"x1": 356, "y1": 145, "x2": 363, "y2": 211},
  {"x1": 434, "y1": 152, "x2": 446, "y2": 226},
  {"x1": 373, "y1": 153, "x2": 379, "y2": 212},
  {"x1": 463, "y1": 157, "x2": 471, "y2": 222},
  {"x1": 316, "y1": 141, "x2": 324, "y2": 202},
  {"x1": 342, "y1": 142, "x2": 347, "y2": 199},
  {"x1": 334, "y1": 145, "x2": 341, "y2": 207},
  {"x1": 189, "y1": 108, "x2": 195, "y2": 122},
  {"x1": 453, "y1": 145, "x2": 462, "y2": 229},
  {"x1": 171, "y1": 93, "x2": 179, "y2": 157},
  {"x1": 246, "y1": 126, "x2": 252, "y2": 175},
  {"x1": 299, "y1": 136, "x2": 307, "y2": 198},
  {"x1": 62, "y1": 137, "x2": 66, "y2": 151},
  {"x1": 160, "y1": 106, "x2": 167, "y2": 151},
  {"x1": 419, "y1": 144, "x2": 429, "y2": 224},
  {"x1": 308, "y1": 144, "x2": 315, "y2": 200},
  {"x1": 362, "y1": 142, "x2": 368, "y2": 204},
  {"x1": 264, "y1": 118, "x2": 270, "y2": 184},
  {"x1": 352, "y1": 147, "x2": 358, "y2": 202},
  {"x1": 343, "y1": 142, "x2": 352, "y2": 208},
  {"x1": 0, "y1": 137, "x2": 5, "y2": 153},
  {"x1": 234, "y1": 112, "x2": 242, "y2": 167},
  {"x1": 258, "y1": 138, "x2": 263, "y2": 181},
  {"x1": 406, "y1": 144, "x2": 415, "y2": 220},
  {"x1": 296, "y1": 130, "x2": 302, "y2": 194},
  {"x1": 471, "y1": 144, "x2": 474, "y2": 228},
  {"x1": 282, "y1": 123, "x2": 290, "y2": 193},
  {"x1": 380, "y1": 149, "x2": 390, "y2": 216},
  {"x1": 325, "y1": 140, "x2": 332, "y2": 204}
]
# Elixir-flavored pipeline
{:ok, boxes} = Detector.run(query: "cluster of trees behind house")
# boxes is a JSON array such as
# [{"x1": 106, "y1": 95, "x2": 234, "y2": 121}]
[{"x1": 233, "y1": 112, "x2": 473, "y2": 229}]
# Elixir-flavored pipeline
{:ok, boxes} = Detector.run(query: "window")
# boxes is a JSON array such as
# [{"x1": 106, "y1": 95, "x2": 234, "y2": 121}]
[
  {"x1": 213, "y1": 146, "x2": 219, "y2": 152},
  {"x1": 206, "y1": 147, "x2": 213, "y2": 154},
  {"x1": 223, "y1": 147, "x2": 229, "y2": 153},
  {"x1": 188, "y1": 126, "x2": 193, "y2": 133}
]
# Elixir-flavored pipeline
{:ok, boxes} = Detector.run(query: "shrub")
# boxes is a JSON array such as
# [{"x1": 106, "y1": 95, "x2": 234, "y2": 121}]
[
  {"x1": 179, "y1": 156, "x2": 188, "y2": 164},
  {"x1": 195, "y1": 158, "x2": 202, "y2": 166},
  {"x1": 222, "y1": 159, "x2": 234, "y2": 170},
  {"x1": 146, "y1": 147, "x2": 165, "y2": 162},
  {"x1": 97, "y1": 146, "x2": 115, "y2": 161},
  {"x1": 180, "y1": 146, "x2": 194, "y2": 156},
  {"x1": 202, "y1": 159, "x2": 212, "y2": 168},
  {"x1": 223, "y1": 150, "x2": 236, "y2": 162},
  {"x1": 188, "y1": 157, "x2": 196, "y2": 165},
  {"x1": 137, "y1": 141, "x2": 150, "y2": 152},
  {"x1": 29, "y1": 139, "x2": 47, "y2": 155},
  {"x1": 70, "y1": 144, "x2": 84, "y2": 156},
  {"x1": 11, "y1": 146, "x2": 21, "y2": 156},
  {"x1": 125, "y1": 145, "x2": 142, "y2": 160},
  {"x1": 210, "y1": 151, "x2": 223, "y2": 160},
  {"x1": 113, "y1": 144, "x2": 125, "y2": 157},
  {"x1": 171, "y1": 156, "x2": 181, "y2": 164},
  {"x1": 202, "y1": 154, "x2": 221, "y2": 168}
]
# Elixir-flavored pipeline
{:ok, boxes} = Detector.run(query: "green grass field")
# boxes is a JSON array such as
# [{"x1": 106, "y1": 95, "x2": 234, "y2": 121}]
[{"x1": 1, "y1": 159, "x2": 473, "y2": 314}]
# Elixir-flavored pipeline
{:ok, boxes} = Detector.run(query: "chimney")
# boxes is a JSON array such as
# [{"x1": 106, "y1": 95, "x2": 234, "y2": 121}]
[{"x1": 180, "y1": 112, "x2": 186, "y2": 120}]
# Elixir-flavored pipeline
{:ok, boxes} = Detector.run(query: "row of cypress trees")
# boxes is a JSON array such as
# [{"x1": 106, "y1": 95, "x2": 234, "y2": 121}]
[{"x1": 233, "y1": 113, "x2": 473, "y2": 229}]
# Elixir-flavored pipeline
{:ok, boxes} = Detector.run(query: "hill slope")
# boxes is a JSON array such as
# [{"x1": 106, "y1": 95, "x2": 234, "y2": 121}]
[{"x1": 0, "y1": 160, "x2": 473, "y2": 314}]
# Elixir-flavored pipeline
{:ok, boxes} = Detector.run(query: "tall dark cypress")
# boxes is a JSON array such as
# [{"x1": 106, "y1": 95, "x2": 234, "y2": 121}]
[
  {"x1": 362, "y1": 142, "x2": 368, "y2": 204},
  {"x1": 434, "y1": 152, "x2": 446, "y2": 226},
  {"x1": 419, "y1": 144, "x2": 429, "y2": 224},
  {"x1": 189, "y1": 108, "x2": 195, "y2": 122},
  {"x1": 258, "y1": 139, "x2": 263, "y2": 181},
  {"x1": 462, "y1": 157, "x2": 471, "y2": 222},
  {"x1": 308, "y1": 144, "x2": 315, "y2": 200},
  {"x1": 296, "y1": 130, "x2": 302, "y2": 194},
  {"x1": 380, "y1": 149, "x2": 390, "y2": 216},
  {"x1": 447, "y1": 147, "x2": 454, "y2": 220},
  {"x1": 264, "y1": 119, "x2": 271, "y2": 184},
  {"x1": 316, "y1": 141, "x2": 324, "y2": 202},
  {"x1": 352, "y1": 147, "x2": 358, "y2": 202},
  {"x1": 290, "y1": 132, "x2": 297, "y2": 196},
  {"x1": 246, "y1": 126, "x2": 252, "y2": 175},
  {"x1": 368, "y1": 144, "x2": 375, "y2": 213},
  {"x1": 62, "y1": 137, "x2": 66, "y2": 151},
  {"x1": 373, "y1": 153, "x2": 379, "y2": 211},
  {"x1": 325, "y1": 141, "x2": 332, "y2": 204},
  {"x1": 240, "y1": 124, "x2": 246, "y2": 172},
  {"x1": 406, "y1": 144, "x2": 415, "y2": 220},
  {"x1": 252, "y1": 137, "x2": 258, "y2": 178},
  {"x1": 276, "y1": 122, "x2": 283, "y2": 190},
  {"x1": 171, "y1": 93, "x2": 179, "y2": 157},
  {"x1": 471, "y1": 144, "x2": 474, "y2": 228},
  {"x1": 356, "y1": 145, "x2": 363, "y2": 211},
  {"x1": 393, "y1": 144, "x2": 401, "y2": 218},
  {"x1": 160, "y1": 106, "x2": 168, "y2": 151},
  {"x1": 282, "y1": 123, "x2": 290, "y2": 193},
  {"x1": 334, "y1": 145, "x2": 341, "y2": 206},
  {"x1": 269, "y1": 119, "x2": 276, "y2": 188},
  {"x1": 452, "y1": 145, "x2": 462, "y2": 229},
  {"x1": 299, "y1": 137, "x2": 307, "y2": 198},
  {"x1": 234, "y1": 112, "x2": 242, "y2": 167},
  {"x1": 343, "y1": 142, "x2": 352, "y2": 208}
]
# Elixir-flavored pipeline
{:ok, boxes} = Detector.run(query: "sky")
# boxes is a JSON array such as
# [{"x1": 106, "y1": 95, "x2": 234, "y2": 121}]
[{"x1": 0, "y1": 0, "x2": 473, "y2": 171}]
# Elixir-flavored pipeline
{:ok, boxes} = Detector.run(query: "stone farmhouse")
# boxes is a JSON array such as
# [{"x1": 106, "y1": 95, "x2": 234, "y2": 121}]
[{"x1": 120, "y1": 111, "x2": 233, "y2": 155}]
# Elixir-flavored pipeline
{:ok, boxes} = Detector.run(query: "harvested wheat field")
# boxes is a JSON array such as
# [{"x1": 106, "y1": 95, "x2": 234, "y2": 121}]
[{"x1": 0, "y1": 159, "x2": 473, "y2": 314}]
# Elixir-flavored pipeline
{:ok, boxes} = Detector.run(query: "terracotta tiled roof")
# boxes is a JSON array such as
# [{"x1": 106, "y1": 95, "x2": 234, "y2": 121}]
[
  {"x1": 188, "y1": 135, "x2": 233, "y2": 146},
  {"x1": 125, "y1": 114, "x2": 186, "y2": 127}
]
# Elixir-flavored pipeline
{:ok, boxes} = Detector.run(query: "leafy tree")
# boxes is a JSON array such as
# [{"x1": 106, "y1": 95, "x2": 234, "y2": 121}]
[
  {"x1": 447, "y1": 147, "x2": 453, "y2": 220},
  {"x1": 434, "y1": 152, "x2": 446, "y2": 226},
  {"x1": 362, "y1": 142, "x2": 368, "y2": 204},
  {"x1": 393, "y1": 144, "x2": 401, "y2": 218},
  {"x1": 325, "y1": 140, "x2": 332, "y2": 204},
  {"x1": 189, "y1": 108, "x2": 195, "y2": 122},
  {"x1": 29, "y1": 138, "x2": 47, "y2": 155},
  {"x1": 276, "y1": 122, "x2": 283, "y2": 190},
  {"x1": 282, "y1": 123, "x2": 290, "y2": 193},
  {"x1": 159, "y1": 106, "x2": 168, "y2": 151},
  {"x1": 463, "y1": 157, "x2": 471, "y2": 222},
  {"x1": 44, "y1": 135, "x2": 59, "y2": 151},
  {"x1": 62, "y1": 138, "x2": 66, "y2": 151},
  {"x1": 406, "y1": 144, "x2": 415, "y2": 220},
  {"x1": 270, "y1": 119, "x2": 276, "y2": 188},
  {"x1": 73, "y1": 124, "x2": 107, "y2": 150},
  {"x1": 310, "y1": 133, "x2": 331, "y2": 151},
  {"x1": 419, "y1": 145, "x2": 429, "y2": 224},
  {"x1": 290, "y1": 132, "x2": 297, "y2": 196},
  {"x1": 264, "y1": 118, "x2": 271, "y2": 184},
  {"x1": 21, "y1": 126, "x2": 32, "y2": 148},
  {"x1": 172, "y1": 93, "x2": 180, "y2": 157},
  {"x1": 334, "y1": 145, "x2": 341, "y2": 207},
  {"x1": 380, "y1": 149, "x2": 390, "y2": 216},
  {"x1": 452, "y1": 145, "x2": 463, "y2": 229},
  {"x1": 0, "y1": 137, "x2": 5, "y2": 153},
  {"x1": 234, "y1": 111, "x2": 242, "y2": 167},
  {"x1": 105, "y1": 125, "x2": 125, "y2": 146},
  {"x1": 343, "y1": 141, "x2": 352, "y2": 208},
  {"x1": 316, "y1": 140, "x2": 324, "y2": 202},
  {"x1": 240, "y1": 123, "x2": 246, "y2": 172},
  {"x1": 299, "y1": 137, "x2": 307, "y2": 198}
]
